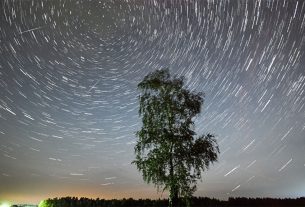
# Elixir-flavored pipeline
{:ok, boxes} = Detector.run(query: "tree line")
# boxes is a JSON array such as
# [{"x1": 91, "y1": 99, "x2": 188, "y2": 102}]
[{"x1": 38, "y1": 196, "x2": 305, "y2": 207}]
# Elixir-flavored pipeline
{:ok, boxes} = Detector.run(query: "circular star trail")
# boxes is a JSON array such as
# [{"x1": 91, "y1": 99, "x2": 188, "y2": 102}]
[{"x1": 1, "y1": 0, "x2": 305, "y2": 203}]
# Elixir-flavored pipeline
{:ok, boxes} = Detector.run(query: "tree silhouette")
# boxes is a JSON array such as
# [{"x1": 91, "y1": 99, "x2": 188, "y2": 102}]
[{"x1": 133, "y1": 68, "x2": 220, "y2": 207}]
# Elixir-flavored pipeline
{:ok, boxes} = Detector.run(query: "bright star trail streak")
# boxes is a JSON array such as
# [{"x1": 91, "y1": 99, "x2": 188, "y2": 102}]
[{"x1": 1, "y1": 0, "x2": 305, "y2": 204}]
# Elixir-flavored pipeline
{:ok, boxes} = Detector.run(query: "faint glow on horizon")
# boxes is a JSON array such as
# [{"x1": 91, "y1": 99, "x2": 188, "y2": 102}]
[
  {"x1": 0, "y1": 202, "x2": 11, "y2": 207},
  {"x1": 38, "y1": 200, "x2": 48, "y2": 207}
]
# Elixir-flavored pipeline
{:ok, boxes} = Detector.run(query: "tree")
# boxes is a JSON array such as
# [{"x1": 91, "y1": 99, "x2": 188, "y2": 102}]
[{"x1": 133, "y1": 69, "x2": 220, "y2": 207}]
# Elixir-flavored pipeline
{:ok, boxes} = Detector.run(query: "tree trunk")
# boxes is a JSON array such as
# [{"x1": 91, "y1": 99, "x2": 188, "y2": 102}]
[
  {"x1": 169, "y1": 145, "x2": 179, "y2": 207},
  {"x1": 169, "y1": 141, "x2": 174, "y2": 207},
  {"x1": 171, "y1": 189, "x2": 179, "y2": 207},
  {"x1": 169, "y1": 187, "x2": 179, "y2": 207}
]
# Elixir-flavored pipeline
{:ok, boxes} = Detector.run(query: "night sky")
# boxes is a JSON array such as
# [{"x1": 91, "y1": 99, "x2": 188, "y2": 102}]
[{"x1": 1, "y1": 0, "x2": 305, "y2": 204}]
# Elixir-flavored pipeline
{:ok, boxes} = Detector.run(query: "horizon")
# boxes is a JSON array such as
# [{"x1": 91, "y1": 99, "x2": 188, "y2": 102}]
[{"x1": 1, "y1": 0, "x2": 305, "y2": 205}]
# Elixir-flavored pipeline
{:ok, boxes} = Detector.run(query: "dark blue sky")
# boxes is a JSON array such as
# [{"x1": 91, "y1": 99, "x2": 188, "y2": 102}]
[{"x1": 1, "y1": 0, "x2": 305, "y2": 204}]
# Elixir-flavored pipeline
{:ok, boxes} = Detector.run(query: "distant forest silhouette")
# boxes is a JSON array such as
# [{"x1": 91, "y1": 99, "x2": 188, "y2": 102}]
[{"x1": 36, "y1": 196, "x2": 305, "y2": 207}]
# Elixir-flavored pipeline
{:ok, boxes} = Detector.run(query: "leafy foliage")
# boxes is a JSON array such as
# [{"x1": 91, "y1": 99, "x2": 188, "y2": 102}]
[{"x1": 133, "y1": 69, "x2": 220, "y2": 207}]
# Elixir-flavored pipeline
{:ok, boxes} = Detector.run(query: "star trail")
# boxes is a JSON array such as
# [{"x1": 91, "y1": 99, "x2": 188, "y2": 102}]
[{"x1": 1, "y1": 0, "x2": 305, "y2": 204}]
